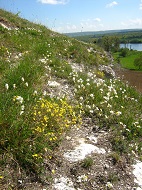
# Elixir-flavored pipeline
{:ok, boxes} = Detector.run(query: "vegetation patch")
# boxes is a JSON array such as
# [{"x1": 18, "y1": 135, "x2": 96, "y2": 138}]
[{"x1": 113, "y1": 49, "x2": 142, "y2": 70}]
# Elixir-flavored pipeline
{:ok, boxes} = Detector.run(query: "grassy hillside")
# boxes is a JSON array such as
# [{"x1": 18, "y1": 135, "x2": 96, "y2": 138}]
[{"x1": 0, "y1": 9, "x2": 142, "y2": 188}]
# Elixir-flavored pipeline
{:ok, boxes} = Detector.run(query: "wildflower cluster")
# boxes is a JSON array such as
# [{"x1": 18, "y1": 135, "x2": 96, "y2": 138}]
[
  {"x1": 69, "y1": 69, "x2": 142, "y2": 154},
  {"x1": 13, "y1": 95, "x2": 24, "y2": 115},
  {"x1": 96, "y1": 70, "x2": 105, "y2": 78},
  {"x1": 32, "y1": 98, "x2": 82, "y2": 151}
]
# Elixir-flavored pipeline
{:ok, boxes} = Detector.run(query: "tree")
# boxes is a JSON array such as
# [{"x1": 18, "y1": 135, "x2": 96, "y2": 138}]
[
  {"x1": 134, "y1": 56, "x2": 142, "y2": 70},
  {"x1": 113, "y1": 36, "x2": 120, "y2": 52},
  {"x1": 102, "y1": 36, "x2": 112, "y2": 51},
  {"x1": 101, "y1": 36, "x2": 120, "y2": 52},
  {"x1": 120, "y1": 48, "x2": 129, "y2": 57}
]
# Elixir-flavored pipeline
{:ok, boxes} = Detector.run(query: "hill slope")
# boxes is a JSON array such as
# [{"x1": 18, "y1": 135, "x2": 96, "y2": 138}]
[{"x1": 0, "y1": 9, "x2": 142, "y2": 189}]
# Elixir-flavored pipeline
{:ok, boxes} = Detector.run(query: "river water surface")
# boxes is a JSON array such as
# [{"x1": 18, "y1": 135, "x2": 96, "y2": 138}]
[{"x1": 120, "y1": 43, "x2": 142, "y2": 51}]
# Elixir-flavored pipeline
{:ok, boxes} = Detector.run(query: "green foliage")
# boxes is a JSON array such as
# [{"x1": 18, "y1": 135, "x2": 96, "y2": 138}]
[
  {"x1": 109, "y1": 152, "x2": 121, "y2": 164},
  {"x1": 120, "y1": 48, "x2": 129, "y2": 57},
  {"x1": 81, "y1": 157, "x2": 93, "y2": 168},
  {"x1": 99, "y1": 36, "x2": 120, "y2": 52},
  {"x1": 113, "y1": 49, "x2": 142, "y2": 70}
]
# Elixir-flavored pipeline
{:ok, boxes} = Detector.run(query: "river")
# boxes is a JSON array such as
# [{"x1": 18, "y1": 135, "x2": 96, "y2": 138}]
[{"x1": 120, "y1": 43, "x2": 142, "y2": 51}]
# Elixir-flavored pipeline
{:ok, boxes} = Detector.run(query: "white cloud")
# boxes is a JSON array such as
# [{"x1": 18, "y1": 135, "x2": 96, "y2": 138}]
[
  {"x1": 66, "y1": 24, "x2": 77, "y2": 31},
  {"x1": 129, "y1": 18, "x2": 142, "y2": 25},
  {"x1": 54, "y1": 18, "x2": 104, "y2": 33},
  {"x1": 38, "y1": 0, "x2": 69, "y2": 5},
  {"x1": 121, "y1": 18, "x2": 142, "y2": 28},
  {"x1": 94, "y1": 18, "x2": 101, "y2": 22},
  {"x1": 106, "y1": 1, "x2": 118, "y2": 8}
]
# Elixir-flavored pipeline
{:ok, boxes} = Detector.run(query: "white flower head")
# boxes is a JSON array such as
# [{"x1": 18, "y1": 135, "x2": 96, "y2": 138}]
[
  {"x1": 77, "y1": 174, "x2": 88, "y2": 182},
  {"x1": 21, "y1": 105, "x2": 25, "y2": 111},
  {"x1": 90, "y1": 94, "x2": 94, "y2": 98},
  {"x1": 33, "y1": 90, "x2": 38, "y2": 95},
  {"x1": 20, "y1": 111, "x2": 24, "y2": 115},
  {"x1": 106, "y1": 181, "x2": 113, "y2": 189},
  {"x1": 89, "y1": 110, "x2": 94, "y2": 114},
  {"x1": 13, "y1": 96, "x2": 24, "y2": 104},
  {"x1": 115, "y1": 111, "x2": 122, "y2": 116},
  {"x1": 110, "y1": 110, "x2": 114, "y2": 115},
  {"x1": 80, "y1": 96, "x2": 83, "y2": 101},
  {"x1": 25, "y1": 82, "x2": 28, "y2": 87},
  {"x1": 86, "y1": 83, "x2": 90, "y2": 86},
  {"x1": 5, "y1": 83, "x2": 9, "y2": 90},
  {"x1": 43, "y1": 90, "x2": 47, "y2": 96},
  {"x1": 21, "y1": 77, "x2": 25, "y2": 82},
  {"x1": 13, "y1": 84, "x2": 16, "y2": 89}
]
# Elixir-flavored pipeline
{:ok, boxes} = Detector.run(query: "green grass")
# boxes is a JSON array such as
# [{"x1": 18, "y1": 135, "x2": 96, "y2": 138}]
[
  {"x1": 114, "y1": 50, "x2": 142, "y2": 70},
  {"x1": 120, "y1": 52, "x2": 142, "y2": 70},
  {"x1": 0, "y1": 9, "x2": 142, "y2": 186}
]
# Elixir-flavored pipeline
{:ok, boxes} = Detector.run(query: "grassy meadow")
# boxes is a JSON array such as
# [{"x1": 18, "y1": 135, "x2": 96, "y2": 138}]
[
  {"x1": 113, "y1": 50, "x2": 142, "y2": 70},
  {"x1": 0, "y1": 9, "x2": 142, "y2": 186}
]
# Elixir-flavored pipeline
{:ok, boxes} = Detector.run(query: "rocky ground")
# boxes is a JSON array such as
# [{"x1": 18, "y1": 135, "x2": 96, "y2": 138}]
[{"x1": 13, "y1": 116, "x2": 141, "y2": 190}]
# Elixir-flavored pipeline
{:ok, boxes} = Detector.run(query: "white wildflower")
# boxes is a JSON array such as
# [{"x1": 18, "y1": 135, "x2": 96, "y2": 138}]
[
  {"x1": 80, "y1": 96, "x2": 83, "y2": 101},
  {"x1": 13, "y1": 96, "x2": 23, "y2": 104},
  {"x1": 106, "y1": 181, "x2": 113, "y2": 189},
  {"x1": 90, "y1": 94, "x2": 94, "y2": 98},
  {"x1": 86, "y1": 105, "x2": 91, "y2": 109},
  {"x1": 21, "y1": 105, "x2": 25, "y2": 111},
  {"x1": 20, "y1": 111, "x2": 24, "y2": 115},
  {"x1": 107, "y1": 104, "x2": 112, "y2": 108},
  {"x1": 21, "y1": 77, "x2": 24, "y2": 82},
  {"x1": 25, "y1": 82, "x2": 28, "y2": 87},
  {"x1": 73, "y1": 77, "x2": 76, "y2": 81},
  {"x1": 13, "y1": 84, "x2": 16, "y2": 89},
  {"x1": 110, "y1": 110, "x2": 114, "y2": 115},
  {"x1": 5, "y1": 83, "x2": 9, "y2": 90},
  {"x1": 77, "y1": 174, "x2": 88, "y2": 182},
  {"x1": 115, "y1": 111, "x2": 122, "y2": 116},
  {"x1": 43, "y1": 90, "x2": 47, "y2": 96},
  {"x1": 104, "y1": 96, "x2": 109, "y2": 101},
  {"x1": 33, "y1": 90, "x2": 38, "y2": 95},
  {"x1": 89, "y1": 110, "x2": 94, "y2": 113}
]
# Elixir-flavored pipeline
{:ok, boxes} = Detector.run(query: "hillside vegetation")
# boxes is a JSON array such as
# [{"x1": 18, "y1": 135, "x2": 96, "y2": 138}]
[{"x1": 0, "y1": 9, "x2": 142, "y2": 189}]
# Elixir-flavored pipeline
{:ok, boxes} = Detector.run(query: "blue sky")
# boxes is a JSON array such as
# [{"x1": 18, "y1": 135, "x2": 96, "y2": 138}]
[{"x1": 1, "y1": 0, "x2": 142, "y2": 33}]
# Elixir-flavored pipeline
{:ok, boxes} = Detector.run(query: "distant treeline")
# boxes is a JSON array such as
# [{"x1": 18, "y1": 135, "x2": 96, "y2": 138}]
[{"x1": 69, "y1": 29, "x2": 142, "y2": 44}]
